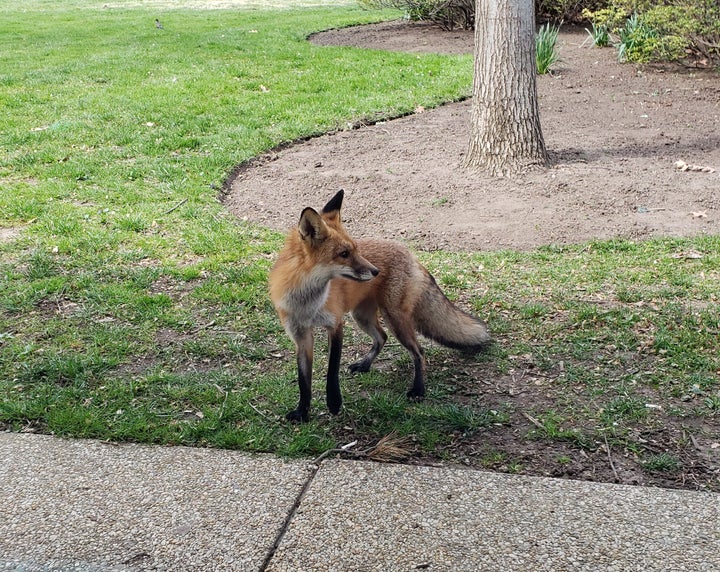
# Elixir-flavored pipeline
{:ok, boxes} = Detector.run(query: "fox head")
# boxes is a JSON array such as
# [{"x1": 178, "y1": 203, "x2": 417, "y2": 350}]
[{"x1": 297, "y1": 190, "x2": 379, "y2": 282}]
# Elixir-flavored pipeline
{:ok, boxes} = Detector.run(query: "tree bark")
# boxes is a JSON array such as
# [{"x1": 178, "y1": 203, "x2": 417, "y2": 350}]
[{"x1": 464, "y1": 0, "x2": 549, "y2": 177}]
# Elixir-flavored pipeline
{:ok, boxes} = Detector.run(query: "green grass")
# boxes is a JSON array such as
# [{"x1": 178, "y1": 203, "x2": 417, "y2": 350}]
[
  {"x1": 422, "y1": 239, "x2": 719, "y2": 477},
  {"x1": 1, "y1": 1, "x2": 719, "y2": 485},
  {"x1": 0, "y1": 0, "x2": 479, "y2": 455},
  {"x1": 642, "y1": 452, "x2": 682, "y2": 474}
]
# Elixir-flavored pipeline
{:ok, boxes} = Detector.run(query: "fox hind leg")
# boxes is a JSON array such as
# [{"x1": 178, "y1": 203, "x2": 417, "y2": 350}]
[
  {"x1": 349, "y1": 302, "x2": 388, "y2": 374},
  {"x1": 384, "y1": 312, "x2": 426, "y2": 399}
]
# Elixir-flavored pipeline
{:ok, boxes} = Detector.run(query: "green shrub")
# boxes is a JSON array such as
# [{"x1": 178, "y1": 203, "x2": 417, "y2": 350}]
[
  {"x1": 538, "y1": 0, "x2": 607, "y2": 22},
  {"x1": 582, "y1": 7, "x2": 627, "y2": 30},
  {"x1": 615, "y1": 12, "x2": 658, "y2": 62},
  {"x1": 644, "y1": 3, "x2": 719, "y2": 62},
  {"x1": 584, "y1": 1, "x2": 720, "y2": 64}
]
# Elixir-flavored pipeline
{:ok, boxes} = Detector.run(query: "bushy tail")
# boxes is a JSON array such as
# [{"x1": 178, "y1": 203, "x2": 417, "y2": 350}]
[{"x1": 413, "y1": 273, "x2": 491, "y2": 353}]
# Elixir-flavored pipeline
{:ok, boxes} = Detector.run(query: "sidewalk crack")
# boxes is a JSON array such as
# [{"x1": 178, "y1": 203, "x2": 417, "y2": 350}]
[{"x1": 259, "y1": 461, "x2": 320, "y2": 571}]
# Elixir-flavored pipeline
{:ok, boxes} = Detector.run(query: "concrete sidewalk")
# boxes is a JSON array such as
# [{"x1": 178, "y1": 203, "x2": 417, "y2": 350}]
[{"x1": 1, "y1": 433, "x2": 718, "y2": 571}]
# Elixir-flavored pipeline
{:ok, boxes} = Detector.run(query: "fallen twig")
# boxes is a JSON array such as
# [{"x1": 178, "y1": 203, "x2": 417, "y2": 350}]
[
  {"x1": 249, "y1": 401, "x2": 271, "y2": 421},
  {"x1": 689, "y1": 434, "x2": 703, "y2": 451},
  {"x1": 213, "y1": 383, "x2": 229, "y2": 421},
  {"x1": 312, "y1": 440, "x2": 359, "y2": 465},
  {"x1": 521, "y1": 411, "x2": 544, "y2": 430},
  {"x1": 190, "y1": 320, "x2": 216, "y2": 334},
  {"x1": 604, "y1": 434, "x2": 620, "y2": 483},
  {"x1": 163, "y1": 197, "x2": 188, "y2": 215}
]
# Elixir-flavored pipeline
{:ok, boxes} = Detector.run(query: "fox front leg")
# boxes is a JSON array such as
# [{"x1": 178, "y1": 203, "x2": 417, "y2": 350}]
[
  {"x1": 326, "y1": 324, "x2": 343, "y2": 415},
  {"x1": 287, "y1": 329, "x2": 313, "y2": 423}
]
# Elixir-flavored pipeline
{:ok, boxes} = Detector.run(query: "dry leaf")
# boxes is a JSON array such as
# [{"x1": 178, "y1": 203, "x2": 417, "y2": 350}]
[
  {"x1": 671, "y1": 250, "x2": 704, "y2": 259},
  {"x1": 674, "y1": 159, "x2": 715, "y2": 173}
]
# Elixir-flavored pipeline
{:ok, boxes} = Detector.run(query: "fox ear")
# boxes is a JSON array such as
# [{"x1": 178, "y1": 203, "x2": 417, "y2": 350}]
[
  {"x1": 321, "y1": 189, "x2": 344, "y2": 217},
  {"x1": 298, "y1": 207, "x2": 328, "y2": 243}
]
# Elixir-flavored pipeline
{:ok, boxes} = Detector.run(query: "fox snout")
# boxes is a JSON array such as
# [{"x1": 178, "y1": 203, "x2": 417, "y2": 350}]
[
  {"x1": 343, "y1": 260, "x2": 379, "y2": 282},
  {"x1": 360, "y1": 263, "x2": 380, "y2": 281}
]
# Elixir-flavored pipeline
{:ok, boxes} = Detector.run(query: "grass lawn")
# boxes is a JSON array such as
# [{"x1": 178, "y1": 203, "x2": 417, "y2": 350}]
[{"x1": 1, "y1": 0, "x2": 718, "y2": 486}]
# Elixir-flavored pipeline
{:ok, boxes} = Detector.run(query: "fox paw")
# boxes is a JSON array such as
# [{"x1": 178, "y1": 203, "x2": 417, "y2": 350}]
[
  {"x1": 286, "y1": 408, "x2": 309, "y2": 423},
  {"x1": 348, "y1": 360, "x2": 371, "y2": 373},
  {"x1": 406, "y1": 388, "x2": 426, "y2": 401},
  {"x1": 325, "y1": 393, "x2": 342, "y2": 415}
]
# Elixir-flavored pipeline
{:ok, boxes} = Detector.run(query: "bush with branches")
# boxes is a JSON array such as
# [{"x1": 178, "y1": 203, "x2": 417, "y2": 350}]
[
  {"x1": 359, "y1": 0, "x2": 720, "y2": 65},
  {"x1": 584, "y1": 1, "x2": 720, "y2": 64},
  {"x1": 358, "y1": 0, "x2": 474, "y2": 29},
  {"x1": 358, "y1": 0, "x2": 607, "y2": 29}
]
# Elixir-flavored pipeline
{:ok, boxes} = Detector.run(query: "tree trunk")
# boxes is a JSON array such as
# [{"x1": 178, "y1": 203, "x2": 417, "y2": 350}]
[{"x1": 464, "y1": 0, "x2": 549, "y2": 177}]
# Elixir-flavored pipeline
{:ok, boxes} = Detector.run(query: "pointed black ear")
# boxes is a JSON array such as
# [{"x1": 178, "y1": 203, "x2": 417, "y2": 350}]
[
  {"x1": 298, "y1": 207, "x2": 327, "y2": 243},
  {"x1": 321, "y1": 189, "x2": 344, "y2": 215}
]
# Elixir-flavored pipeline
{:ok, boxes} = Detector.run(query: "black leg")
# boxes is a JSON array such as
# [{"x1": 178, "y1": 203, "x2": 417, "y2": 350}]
[
  {"x1": 326, "y1": 325, "x2": 343, "y2": 415},
  {"x1": 407, "y1": 348, "x2": 426, "y2": 399},
  {"x1": 286, "y1": 331, "x2": 313, "y2": 423},
  {"x1": 385, "y1": 313, "x2": 426, "y2": 400}
]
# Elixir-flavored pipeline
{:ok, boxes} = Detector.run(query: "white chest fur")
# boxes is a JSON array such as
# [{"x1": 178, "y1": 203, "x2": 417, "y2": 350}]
[{"x1": 278, "y1": 265, "x2": 337, "y2": 339}]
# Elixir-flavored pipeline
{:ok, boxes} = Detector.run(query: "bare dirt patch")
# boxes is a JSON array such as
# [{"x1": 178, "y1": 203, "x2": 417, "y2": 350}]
[
  {"x1": 0, "y1": 227, "x2": 23, "y2": 243},
  {"x1": 225, "y1": 21, "x2": 720, "y2": 252}
]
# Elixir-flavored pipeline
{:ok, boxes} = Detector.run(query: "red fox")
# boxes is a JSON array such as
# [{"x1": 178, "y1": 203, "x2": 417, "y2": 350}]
[{"x1": 269, "y1": 190, "x2": 491, "y2": 422}]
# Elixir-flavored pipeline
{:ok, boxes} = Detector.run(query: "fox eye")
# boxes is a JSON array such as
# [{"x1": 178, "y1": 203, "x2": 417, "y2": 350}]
[{"x1": 338, "y1": 250, "x2": 350, "y2": 259}]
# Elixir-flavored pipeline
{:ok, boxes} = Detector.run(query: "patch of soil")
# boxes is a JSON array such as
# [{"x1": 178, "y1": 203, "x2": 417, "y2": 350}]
[
  {"x1": 225, "y1": 21, "x2": 720, "y2": 252},
  {"x1": 223, "y1": 21, "x2": 720, "y2": 490},
  {"x1": 0, "y1": 227, "x2": 23, "y2": 243}
]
